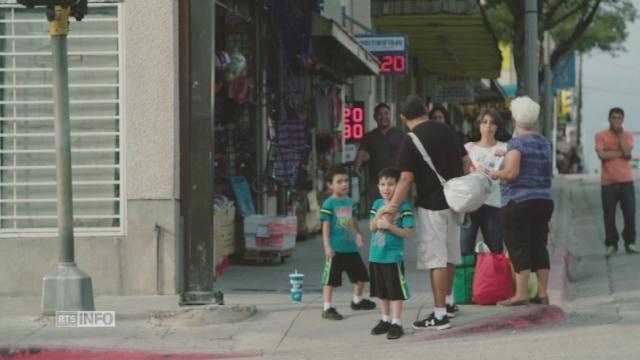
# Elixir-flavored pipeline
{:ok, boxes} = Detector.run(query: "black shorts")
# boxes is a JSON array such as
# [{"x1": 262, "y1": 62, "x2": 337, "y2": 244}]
[
  {"x1": 369, "y1": 262, "x2": 411, "y2": 301},
  {"x1": 321, "y1": 252, "x2": 369, "y2": 287}
]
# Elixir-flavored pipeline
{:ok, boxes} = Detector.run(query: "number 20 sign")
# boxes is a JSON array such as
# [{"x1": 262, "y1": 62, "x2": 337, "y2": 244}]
[{"x1": 355, "y1": 34, "x2": 409, "y2": 76}]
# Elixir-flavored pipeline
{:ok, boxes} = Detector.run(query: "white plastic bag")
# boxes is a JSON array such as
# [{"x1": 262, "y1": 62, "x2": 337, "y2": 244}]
[
  {"x1": 408, "y1": 133, "x2": 492, "y2": 213},
  {"x1": 443, "y1": 172, "x2": 492, "y2": 213}
]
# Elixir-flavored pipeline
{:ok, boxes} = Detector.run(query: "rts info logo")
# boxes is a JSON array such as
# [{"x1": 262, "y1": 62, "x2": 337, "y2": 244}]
[{"x1": 55, "y1": 311, "x2": 116, "y2": 328}]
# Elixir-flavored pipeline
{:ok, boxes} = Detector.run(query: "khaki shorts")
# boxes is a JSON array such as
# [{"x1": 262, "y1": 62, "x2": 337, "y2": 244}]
[{"x1": 415, "y1": 207, "x2": 461, "y2": 269}]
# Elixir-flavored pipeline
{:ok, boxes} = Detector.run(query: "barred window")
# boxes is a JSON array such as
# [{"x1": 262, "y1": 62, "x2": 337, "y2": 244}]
[{"x1": 0, "y1": 1, "x2": 124, "y2": 236}]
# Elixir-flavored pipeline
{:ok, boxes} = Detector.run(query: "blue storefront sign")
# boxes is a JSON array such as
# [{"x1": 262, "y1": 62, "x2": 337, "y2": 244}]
[{"x1": 355, "y1": 34, "x2": 409, "y2": 75}]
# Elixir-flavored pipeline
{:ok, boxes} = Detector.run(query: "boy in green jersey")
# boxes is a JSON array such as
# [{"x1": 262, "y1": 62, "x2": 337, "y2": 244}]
[
  {"x1": 320, "y1": 166, "x2": 376, "y2": 321},
  {"x1": 368, "y1": 168, "x2": 414, "y2": 340}
]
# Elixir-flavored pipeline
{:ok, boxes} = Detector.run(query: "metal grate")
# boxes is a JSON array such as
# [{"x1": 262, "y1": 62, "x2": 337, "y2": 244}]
[{"x1": 0, "y1": 2, "x2": 124, "y2": 237}]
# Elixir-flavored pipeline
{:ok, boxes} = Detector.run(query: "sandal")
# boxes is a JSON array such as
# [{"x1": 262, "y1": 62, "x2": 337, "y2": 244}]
[
  {"x1": 529, "y1": 296, "x2": 550, "y2": 305},
  {"x1": 496, "y1": 298, "x2": 529, "y2": 306}
]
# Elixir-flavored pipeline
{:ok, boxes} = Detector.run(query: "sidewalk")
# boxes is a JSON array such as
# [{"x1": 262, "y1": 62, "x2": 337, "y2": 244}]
[{"x1": 0, "y1": 188, "x2": 573, "y2": 359}]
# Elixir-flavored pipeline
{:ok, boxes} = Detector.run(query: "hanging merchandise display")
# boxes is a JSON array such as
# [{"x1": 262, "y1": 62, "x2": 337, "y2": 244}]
[
  {"x1": 274, "y1": 119, "x2": 309, "y2": 188},
  {"x1": 226, "y1": 48, "x2": 247, "y2": 82},
  {"x1": 215, "y1": 50, "x2": 231, "y2": 70},
  {"x1": 211, "y1": 1, "x2": 262, "y2": 273}
]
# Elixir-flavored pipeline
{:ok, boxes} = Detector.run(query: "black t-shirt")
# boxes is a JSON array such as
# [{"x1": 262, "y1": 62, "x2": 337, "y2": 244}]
[
  {"x1": 360, "y1": 127, "x2": 405, "y2": 182},
  {"x1": 395, "y1": 121, "x2": 464, "y2": 210}
]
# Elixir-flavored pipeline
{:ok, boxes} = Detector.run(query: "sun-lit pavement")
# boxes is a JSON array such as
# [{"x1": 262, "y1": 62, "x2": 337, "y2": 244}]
[{"x1": 1, "y1": 175, "x2": 639, "y2": 359}]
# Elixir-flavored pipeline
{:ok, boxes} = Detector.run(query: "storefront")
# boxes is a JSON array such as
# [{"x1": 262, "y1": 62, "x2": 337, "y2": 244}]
[{"x1": 371, "y1": 0, "x2": 503, "y2": 138}]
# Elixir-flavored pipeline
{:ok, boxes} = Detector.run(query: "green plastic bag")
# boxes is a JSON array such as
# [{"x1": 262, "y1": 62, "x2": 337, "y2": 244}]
[{"x1": 454, "y1": 254, "x2": 476, "y2": 304}]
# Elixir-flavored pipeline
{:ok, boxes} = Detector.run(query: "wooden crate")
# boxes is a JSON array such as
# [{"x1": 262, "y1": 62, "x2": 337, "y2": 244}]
[{"x1": 243, "y1": 249, "x2": 293, "y2": 265}]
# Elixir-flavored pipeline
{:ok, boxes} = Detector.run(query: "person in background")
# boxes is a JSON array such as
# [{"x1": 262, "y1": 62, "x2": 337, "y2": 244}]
[
  {"x1": 429, "y1": 104, "x2": 471, "y2": 172},
  {"x1": 355, "y1": 103, "x2": 405, "y2": 211},
  {"x1": 595, "y1": 107, "x2": 638, "y2": 256},
  {"x1": 489, "y1": 96, "x2": 554, "y2": 306},
  {"x1": 461, "y1": 109, "x2": 507, "y2": 255}
]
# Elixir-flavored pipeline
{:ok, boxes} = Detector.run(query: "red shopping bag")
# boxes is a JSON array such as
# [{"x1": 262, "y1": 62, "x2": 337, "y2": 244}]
[{"x1": 472, "y1": 252, "x2": 514, "y2": 305}]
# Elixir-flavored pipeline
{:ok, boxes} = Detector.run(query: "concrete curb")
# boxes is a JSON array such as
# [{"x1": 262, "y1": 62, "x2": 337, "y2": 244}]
[
  {"x1": 549, "y1": 246, "x2": 572, "y2": 304},
  {"x1": 0, "y1": 346, "x2": 261, "y2": 359},
  {"x1": 409, "y1": 305, "x2": 566, "y2": 342},
  {"x1": 148, "y1": 304, "x2": 257, "y2": 327}
]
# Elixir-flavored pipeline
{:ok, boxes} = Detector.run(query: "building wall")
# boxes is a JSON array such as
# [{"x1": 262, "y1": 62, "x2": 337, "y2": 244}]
[
  {"x1": 0, "y1": 0, "x2": 182, "y2": 296},
  {"x1": 350, "y1": 0, "x2": 377, "y2": 133},
  {"x1": 122, "y1": 0, "x2": 182, "y2": 293}
]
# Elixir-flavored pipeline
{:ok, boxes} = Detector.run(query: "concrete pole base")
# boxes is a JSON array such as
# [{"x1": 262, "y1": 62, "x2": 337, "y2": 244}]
[
  {"x1": 180, "y1": 291, "x2": 224, "y2": 306},
  {"x1": 41, "y1": 262, "x2": 95, "y2": 316}
]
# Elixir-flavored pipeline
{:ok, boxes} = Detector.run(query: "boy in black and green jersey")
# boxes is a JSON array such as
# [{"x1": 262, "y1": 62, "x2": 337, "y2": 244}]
[
  {"x1": 320, "y1": 166, "x2": 376, "y2": 321},
  {"x1": 368, "y1": 167, "x2": 414, "y2": 340}
]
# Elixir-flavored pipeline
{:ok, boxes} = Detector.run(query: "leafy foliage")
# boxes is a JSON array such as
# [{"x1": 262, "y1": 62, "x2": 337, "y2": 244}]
[{"x1": 485, "y1": 0, "x2": 637, "y2": 84}]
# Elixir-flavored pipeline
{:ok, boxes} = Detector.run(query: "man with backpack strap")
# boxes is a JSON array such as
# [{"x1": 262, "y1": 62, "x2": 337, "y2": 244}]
[{"x1": 379, "y1": 95, "x2": 465, "y2": 330}]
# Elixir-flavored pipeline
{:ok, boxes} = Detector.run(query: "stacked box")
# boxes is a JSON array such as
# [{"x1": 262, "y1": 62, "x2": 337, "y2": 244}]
[
  {"x1": 244, "y1": 215, "x2": 298, "y2": 251},
  {"x1": 213, "y1": 206, "x2": 236, "y2": 266}
]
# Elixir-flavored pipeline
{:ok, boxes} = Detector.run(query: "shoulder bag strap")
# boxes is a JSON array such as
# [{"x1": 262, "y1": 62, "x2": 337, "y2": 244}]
[{"x1": 407, "y1": 132, "x2": 447, "y2": 186}]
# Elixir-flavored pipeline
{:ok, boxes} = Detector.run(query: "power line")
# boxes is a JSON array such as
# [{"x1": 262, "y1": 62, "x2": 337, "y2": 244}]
[
  {"x1": 583, "y1": 85, "x2": 640, "y2": 96},
  {"x1": 588, "y1": 58, "x2": 640, "y2": 73}
]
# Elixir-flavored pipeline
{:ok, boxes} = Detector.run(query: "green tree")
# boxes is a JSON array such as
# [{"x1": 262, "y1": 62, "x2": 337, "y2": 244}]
[{"x1": 485, "y1": 0, "x2": 637, "y2": 92}]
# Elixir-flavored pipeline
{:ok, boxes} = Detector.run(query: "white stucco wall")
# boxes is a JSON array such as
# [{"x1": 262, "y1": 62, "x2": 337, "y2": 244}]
[
  {"x1": 125, "y1": 0, "x2": 180, "y2": 201},
  {"x1": 0, "y1": 0, "x2": 183, "y2": 296}
]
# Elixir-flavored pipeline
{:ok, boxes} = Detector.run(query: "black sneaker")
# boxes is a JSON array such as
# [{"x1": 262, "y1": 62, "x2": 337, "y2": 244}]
[
  {"x1": 446, "y1": 303, "x2": 459, "y2": 318},
  {"x1": 370, "y1": 320, "x2": 391, "y2": 335},
  {"x1": 386, "y1": 324, "x2": 404, "y2": 340},
  {"x1": 351, "y1": 298, "x2": 376, "y2": 310},
  {"x1": 412, "y1": 313, "x2": 451, "y2": 330},
  {"x1": 321, "y1": 307, "x2": 343, "y2": 320}
]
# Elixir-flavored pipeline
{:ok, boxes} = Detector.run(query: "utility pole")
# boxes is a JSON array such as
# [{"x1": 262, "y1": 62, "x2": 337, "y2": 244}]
[
  {"x1": 16, "y1": 0, "x2": 95, "y2": 316},
  {"x1": 575, "y1": 52, "x2": 584, "y2": 172},
  {"x1": 577, "y1": 53, "x2": 583, "y2": 146},
  {"x1": 543, "y1": 32, "x2": 553, "y2": 140},
  {"x1": 524, "y1": 0, "x2": 539, "y2": 101},
  {"x1": 180, "y1": 0, "x2": 222, "y2": 306}
]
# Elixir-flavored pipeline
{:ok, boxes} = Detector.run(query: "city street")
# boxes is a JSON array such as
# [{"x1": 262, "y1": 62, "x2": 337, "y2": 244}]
[
  {"x1": 1, "y1": 1, "x2": 639, "y2": 359},
  {"x1": 1, "y1": 175, "x2": 639, "y2": 359}
]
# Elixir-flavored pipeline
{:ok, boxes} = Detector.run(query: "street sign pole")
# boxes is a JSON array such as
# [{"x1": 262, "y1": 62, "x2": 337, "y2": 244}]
[
  {"x1": 543, "y1": 32, "x2": 553, "y2": 140},
  {"x1": 41, "y1": 5, "x2": 94, "y2": 316},
  {"x1": 524, "y1": 0, "x2": 539, "y2": 101}
]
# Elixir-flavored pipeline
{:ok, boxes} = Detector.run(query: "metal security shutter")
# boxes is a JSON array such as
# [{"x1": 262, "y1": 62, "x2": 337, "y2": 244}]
[{"x1": 0, "y1": 2, "x2": 124, "y2": 236}]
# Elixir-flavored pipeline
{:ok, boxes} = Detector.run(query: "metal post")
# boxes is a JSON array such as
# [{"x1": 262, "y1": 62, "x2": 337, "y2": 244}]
[
  {"x1": 255, "y1": 3, "x2": 266, "y2": 214},
  {"x1": 543, "y1": 32, "x2": 553, "y2": 140},
  {"x1": 181, "y1": 0, "x2": 221, "y2": 306},
  {"x1": 552, "y1": 95, "x2": 559, "y2": 176},
  {"x1": 524, "y1": 0, "x2": 539, "y2": 101},
  {"x1": 577, "y1": 53, "x2": 583, "y2": 146},
  {"x1": 41, "y1": 5, "x2": 94, "y2": 316},
  {"x1": 52, "y1": 11, "x2": 73, "y2": 264}
]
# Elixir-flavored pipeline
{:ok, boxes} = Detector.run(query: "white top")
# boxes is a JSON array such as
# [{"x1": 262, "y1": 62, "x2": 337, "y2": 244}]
[{"x1": 465, "y1": 141, "x2": 507, "y2": 208}]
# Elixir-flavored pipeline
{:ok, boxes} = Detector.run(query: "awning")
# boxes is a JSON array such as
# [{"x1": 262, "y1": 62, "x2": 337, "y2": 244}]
[
  {"x1": 312, "y1": 12, "x2": 380, "y2": 76},
  {"x1": 373, "y1": 11, "x2": 501, "y2": 78}
]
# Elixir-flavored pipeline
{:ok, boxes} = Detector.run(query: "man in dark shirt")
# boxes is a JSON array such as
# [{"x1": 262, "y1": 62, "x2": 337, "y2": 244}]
[
  {"x1": 379, "y1": 95, "x2": 464, "y2": 331},
  {"x1": 355, "y1": 103, "x2": 405, "y2": 210}
]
